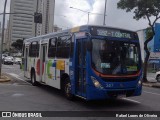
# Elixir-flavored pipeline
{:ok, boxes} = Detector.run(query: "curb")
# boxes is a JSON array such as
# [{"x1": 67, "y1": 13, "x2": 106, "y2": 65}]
[
  {"x1": 0, "y1": 75, "x2": 11, "y2": 83},
  {"x1": 152, "y1": 84, "x2": 160, "y2": 88},
  {"x1": 143, "y1": 83, "x2": 160, "y2": 88}
]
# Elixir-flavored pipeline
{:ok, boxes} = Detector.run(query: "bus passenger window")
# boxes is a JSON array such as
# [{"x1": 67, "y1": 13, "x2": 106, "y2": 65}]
[
  {"x1": 70, "y1": 42, "x2": 74, "y2": 58},
  {"x1": 70, "y1": 36, "x2": 74, "y2": 58},
  {"x1": 48, "y1": 38, "x2": 56, "y2": 58},
  {"x1": 56, "y1": 35, "x2": 71, "y2": 58},
  {"x1": 29, "y1": 42, "x2": 39, "y2": 57}
]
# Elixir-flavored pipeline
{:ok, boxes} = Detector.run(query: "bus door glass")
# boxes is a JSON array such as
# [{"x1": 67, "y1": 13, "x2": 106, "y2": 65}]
[
  {"x1": 76, "y1": 39, "x2": 87, "y2": 97},
  {"x1": 40, "y1": 44, "x2": 47, "y2": 82},
  {"x1": 24, "y1": 47, "x2": 29, "y2": 77}
]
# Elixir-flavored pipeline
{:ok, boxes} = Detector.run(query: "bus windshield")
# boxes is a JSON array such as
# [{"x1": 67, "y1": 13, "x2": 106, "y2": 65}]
[{"x1": 91, "y1": 39, "x2": 141, "y2": 75}]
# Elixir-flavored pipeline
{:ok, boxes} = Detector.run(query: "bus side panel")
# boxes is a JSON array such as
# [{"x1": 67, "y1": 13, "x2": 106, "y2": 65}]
[
  {"x1": 27, "y1": 57, "x2": 38, "y2": 80},
  {"x1": 44, "y1": 59, "x2": 69, "y2": 89},
  {"x1": 24, "y1": 42, "x2": 41, "y2": 81},
  {"x1": 26, "y1": 57, "x2": 31, "y2": 78},
  {"x1": 34, "y1": 57, "x2": 41, "y2": 82},
  {"x1": 24, "y1": 46, "x2": 30, "y2": 78}
]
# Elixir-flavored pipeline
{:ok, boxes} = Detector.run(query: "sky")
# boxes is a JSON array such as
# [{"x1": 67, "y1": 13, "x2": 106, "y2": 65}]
[
  {"x1": 54, "y1": 0, "x2": 152, "y2": 31},
  {"x1": 0, "y1": 0, "x2": 159, "y2": 31}
]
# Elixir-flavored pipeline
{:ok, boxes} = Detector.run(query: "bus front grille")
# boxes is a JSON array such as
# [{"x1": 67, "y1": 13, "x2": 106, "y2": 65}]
[{"x1": 102, "y1": 77, "x2": 138, "y2": 82}]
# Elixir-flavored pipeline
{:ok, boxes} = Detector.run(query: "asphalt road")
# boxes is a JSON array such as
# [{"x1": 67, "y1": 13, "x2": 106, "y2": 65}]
[{"x1": 1, "y1": 64, "x2": 160, "y2": 119}]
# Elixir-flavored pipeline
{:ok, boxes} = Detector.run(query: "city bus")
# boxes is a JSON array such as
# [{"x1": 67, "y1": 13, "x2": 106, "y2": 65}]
[{"x1": 23, "y1": 25, "x2": 142, "y2": 100}]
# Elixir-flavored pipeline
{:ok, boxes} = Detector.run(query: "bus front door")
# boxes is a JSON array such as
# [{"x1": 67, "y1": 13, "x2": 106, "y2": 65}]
[
  {"x1": 76, "y1": 39, "x2": 87, "y2": 97},
  {"x1": 40, "y1": 44, "x2": 47, "y2": 83}
]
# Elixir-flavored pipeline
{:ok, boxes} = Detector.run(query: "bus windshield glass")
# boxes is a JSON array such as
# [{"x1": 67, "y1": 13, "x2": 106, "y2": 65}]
[{"x1": 91, "y1": 39, "x2": 141, "y2": 75}]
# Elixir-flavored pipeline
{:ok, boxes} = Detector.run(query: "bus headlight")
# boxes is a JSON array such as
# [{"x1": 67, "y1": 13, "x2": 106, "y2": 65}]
[
  {"x1": 91, "y1": 76, "x2": 103, "y2": 89},
  {"x1": 138, "y1": 77, "x2": 142, "y2": 86},
  {"x1": 138, "y1": 80, "x2": 142, "y2": 85}
]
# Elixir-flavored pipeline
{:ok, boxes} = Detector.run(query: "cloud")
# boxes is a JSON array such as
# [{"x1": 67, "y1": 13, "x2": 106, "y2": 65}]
[
  {"x1": 1, "y1": 0, "x2": 159, "y2": 31},
  {"x1": 89, "y1": 0, "x2": 106, "y2": 25},
  {"x1": 54, "y1": 0, "x2": 92, "y2": 28},
  {"x1": 90, "y1": 0, "x2": 149, "y2": 31},
  {"x1": 54, "y1": 0, "x2": 159, "y2": 31}
]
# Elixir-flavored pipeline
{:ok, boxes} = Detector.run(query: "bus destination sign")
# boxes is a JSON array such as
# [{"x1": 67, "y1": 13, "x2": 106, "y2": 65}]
[
  {"x1": 90, "y1": 27, "x2": 137, "y2": 40},
  {"x1": 97, "y1": 29, "x2": 131, "y2": 39}
]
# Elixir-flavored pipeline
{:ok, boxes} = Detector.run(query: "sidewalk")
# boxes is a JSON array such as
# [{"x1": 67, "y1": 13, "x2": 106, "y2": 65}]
[
  {"x1": 142, "y1": 72, "x2": 160, "y2": 88},
  {"x1": 0, "y1": 74, "x2": 10, "y2": 83}
]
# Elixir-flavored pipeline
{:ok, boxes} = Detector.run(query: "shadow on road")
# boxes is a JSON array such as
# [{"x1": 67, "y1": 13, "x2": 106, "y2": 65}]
[
  {"x1": 82, "y1": 99, "x2": 139, "y2": 110},
  {"x1": 31, "y1": 83, "x2": 140, "y2": 110}
]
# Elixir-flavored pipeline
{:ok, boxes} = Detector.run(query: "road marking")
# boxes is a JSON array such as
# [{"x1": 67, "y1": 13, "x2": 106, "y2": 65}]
[
  {"x1": 19, "y1": 73, "x2": 23, "y2": 75},
  {"x1": 7, "y1": 73, "x2": 32, "y2": 85},
  {"x1": 8, "y1": 73, "x2": 19, "y2": 78},
  {"x1": 12, "y1": 93, "x2": 24, "y2": 97},
  {"x1": 122, "y1": 98, "x2": 141, "y2": 104},
  {"x1": 143, "y1": 91, "x2": 160, "y2": 96}
]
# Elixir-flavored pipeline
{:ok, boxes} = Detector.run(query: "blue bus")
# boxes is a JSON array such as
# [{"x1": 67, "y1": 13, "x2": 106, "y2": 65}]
[{"x1": 23, "y1": 25, "x2": 142, "y2": 100}]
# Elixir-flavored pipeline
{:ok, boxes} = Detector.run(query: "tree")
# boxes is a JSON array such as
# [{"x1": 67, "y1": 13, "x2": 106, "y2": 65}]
[
  {"x1": 11, "y1": 39, "x2": 23, "y2": 51},
  {"x1": 117, "y1": 0, "x2": 160, "y2": 82}
]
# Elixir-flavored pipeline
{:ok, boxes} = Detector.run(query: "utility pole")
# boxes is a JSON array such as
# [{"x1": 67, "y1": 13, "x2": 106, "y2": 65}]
[
  {"x1": 0, "y1": 0, "x2": 8, "y2": 78},
  {"x1": 103, "y1": 0, "x2": 107, "y2": 25}
]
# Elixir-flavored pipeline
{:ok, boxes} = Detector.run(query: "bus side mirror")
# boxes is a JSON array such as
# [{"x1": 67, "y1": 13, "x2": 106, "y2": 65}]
[{"x1": 87, "y1": 41, "x2": 92, "y2": 51}]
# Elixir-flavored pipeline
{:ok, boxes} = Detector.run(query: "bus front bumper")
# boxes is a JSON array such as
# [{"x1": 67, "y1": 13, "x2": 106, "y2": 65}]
[{"x1": 86, "y1": 84, "x2": 142, "y2": 100}]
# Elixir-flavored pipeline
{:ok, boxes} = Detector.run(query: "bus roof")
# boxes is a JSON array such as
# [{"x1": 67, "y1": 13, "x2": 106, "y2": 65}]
[
  {"x1": 69, "y1": 25, "x2": 135, "y2": 33},
  {"x1": 24, "y1": 25, "x2": 136, "y2": 42}
]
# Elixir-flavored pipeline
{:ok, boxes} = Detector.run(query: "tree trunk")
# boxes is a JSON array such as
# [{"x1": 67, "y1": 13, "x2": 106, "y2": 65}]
[
  {"x1": 143, "y1": 36, "x2": 153, "y2": 82},
  {"x1": 143, "y1": 51, "x2": 150, "y2": 82}
]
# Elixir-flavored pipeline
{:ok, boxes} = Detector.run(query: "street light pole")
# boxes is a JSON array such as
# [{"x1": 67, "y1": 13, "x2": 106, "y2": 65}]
[
  {"x1": 87, "y1": 12, "x2": 89, "y2": 24},
  {"x1": 103, "y1": 0, "x2": 107, "y2": 25},
  {"x1": 0, "y1": 0, "x2": 8, "y2": 77}
]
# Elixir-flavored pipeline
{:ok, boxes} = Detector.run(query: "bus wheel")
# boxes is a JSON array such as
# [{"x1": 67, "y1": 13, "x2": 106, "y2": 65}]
[
  {"x1": 31, "y1": 72, "x2": 38, "y2": 86},
  {"x1": 64, "y1": 78, "x2": 74, "y2": 100}
]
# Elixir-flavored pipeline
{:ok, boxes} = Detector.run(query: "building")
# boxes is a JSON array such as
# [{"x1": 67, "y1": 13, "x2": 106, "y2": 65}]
[
  {"x1": 36, "y1": 0, "x2": 55, "y2": 36},
  {"x1": 53, "y1": 25, "x2": 62, "y2": 32},
  {"x1": 9, "y1": 0, "x2": 55, "y2": 45},
  {"x1": 9, "y1": 0, "x2": 37, "y2": 44},
  {"x1": 137, "y1": 23, "x2": 160, "y2": 70}
]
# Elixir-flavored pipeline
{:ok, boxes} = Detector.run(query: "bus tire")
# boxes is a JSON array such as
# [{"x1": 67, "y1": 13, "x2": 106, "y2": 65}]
[
  {"x1": 31, "y1": 71, "x2": 38, "y2": 86},
  {"x1": 64, "y1": 78, "x2": 74, "y2": 100}
]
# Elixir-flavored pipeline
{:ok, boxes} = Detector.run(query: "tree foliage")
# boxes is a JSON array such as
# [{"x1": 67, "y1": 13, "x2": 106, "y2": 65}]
[
  {"x1": 11, "y1": 39, "x2": 23, "y2": 51},
  {"x1": 117, "y1": 0, "x2": 160, "y2": 82}
]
